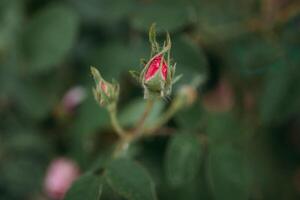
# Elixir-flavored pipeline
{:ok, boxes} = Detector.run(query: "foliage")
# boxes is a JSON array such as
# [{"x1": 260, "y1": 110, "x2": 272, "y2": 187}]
[{"x1": 0, "y1": 0, "x2": 300, "y2": 200}]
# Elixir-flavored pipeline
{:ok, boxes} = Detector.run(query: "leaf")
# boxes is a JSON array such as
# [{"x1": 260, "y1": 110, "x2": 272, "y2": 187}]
[
  {"x1": 259, "y1": 64, "x2": 291, "y2": 124},
  {"x1": 72, "y1": 94, "x2": 110, "y2": 135},
  {"x1": 105, "y1": 158, "x2": 157, "y2": 200},
  {"x1": 4, "y1": 130, "x2": 52, "y2": 159},
  {"x1": 64, "y1": 173, "x2": 103, "y2": 200},
  {"x1": 206, "y1": 112, "x2": 242, "y2": 143},
  {"x1": 258, "y1": 32, "x2": 300, "y2": 124},
  {"x1": 15, "y1": 74, "x2": 63, "y2": 120},
  {"x1": 175, "y1": 101, "x2": 204, "y2": 130},
  {"x1": 70, "y1": 0, "x2": 135, "y2": 24},
  {"x1": 192, "y1": 0, "x2": 255, "y2": 40},
  {"x1": 21, "y1": 3, "x2": 79, "y2": 74},
  {"x1": 69, "y1": 94, "x2": 109, "y2": 166},
  {"x1": 85, "y1": 40, "x2": 148, "y2": 80},
  {"x1": 130, "y1": 0, "x2": 190, "y2": 33},
  {"x1": 0, "y1": 0, "x2": 23, "y2": 52},
  {"x1": 207, "y1": 144, "x2": 251, "y2": 200},
  {"x1": 119, "y1": 98, "x2": 165, "y2": 127},
  {"x1": 165, "y1": 133, "x2": 202, "y2": 187},
  {"x1": 0, "y1": 157, "x2": 45, "y2": 198},
  {"x1": 172, "y1": 36, "x2": 208, "y2": 84},
  {"x1": 224, "y1": 34, "x2": 284, "y2": 76}
]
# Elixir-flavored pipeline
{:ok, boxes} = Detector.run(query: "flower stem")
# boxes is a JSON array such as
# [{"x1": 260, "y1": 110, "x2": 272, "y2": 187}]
[
  {"x1": 108, "y1": 104, "x2": 126, "y2": 138},
  {"x1": 133, "y1": 99, "x2": 155, "y2": 135},
  {"x1": 144, "y1": 96, "x2": 184, "y2": 135}
]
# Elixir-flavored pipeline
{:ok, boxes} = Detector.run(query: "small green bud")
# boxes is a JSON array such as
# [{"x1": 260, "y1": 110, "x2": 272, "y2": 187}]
[{"x1": 90, "y1": 66, "x2": 119, "y2": 107}]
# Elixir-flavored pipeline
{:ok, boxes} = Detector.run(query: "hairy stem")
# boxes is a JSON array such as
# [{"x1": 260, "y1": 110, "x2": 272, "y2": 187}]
[
  {"x1": 144, "y1": 97, "x2": 184, "y2": 135},
  {"x1": 108, "y1": 104, "x2": 126, "y2": 138},
  {"x1": 133, "y1": 99, "x2": 155, "y2": 135}
]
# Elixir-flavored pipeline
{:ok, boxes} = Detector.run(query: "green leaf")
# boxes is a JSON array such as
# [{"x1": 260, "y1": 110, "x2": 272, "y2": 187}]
[
  {"x1": 85, "y1": 40, "x2": 148, "y2": 80},
  {"x1": 0, "y1": 157, "x2": 45, "y2": 198},
  {"x1": 69, "y1": 94, "x2": 109, "y2": 166},
  {"x1": 72, "y1": 94, "x2": 109, "y2": 135},
  {"x1": 208, "y1": 144, "x2": 251, "y2": 200},
  {"x1": 119, "y1": 98, "x2": 165, "y2": 128},
  {"x1": 65, "y1": 173, "x2": 103, "y2": 200},
  {"x1": 15, "y1": 75, "x2": 62, "y2": 120},
  {"x1": 258, "y1": 34, "x2": 300, "y2": 124},
  {"x1": 172, "y1": 36, "x2": 208, "y2": 84},
  {"x1": 206, "y1": 112, "x2": 242, "y2": 143},
  {"x1": 21, "y1": 3, "x2": 79, "y2": 74},
  {"x1": 4, "y1": 130, "x2": 52, "y2": 159},
  {"x1": 70, "y1": 0, "x2": 135, "y2": 24},
  {"x1": 224, "y1": 34, "x2": 284, "y2": 76},
  {"x1": 105, "y1": 158, "x2": 157, "y2": 200},
  {"x1": 165, "y1": 133, "x2": 202, "y2": 187},
  {"x1": 0, "y1": 0, "x2": 23, "y2": 52},
  {"x1": 130, "y1": 0, "x2": 190, "y2": 33},
  {"x1": 192, "y1": 0, "x2": 255, "y2": 41},
  {"x1": 175, "y1": 101, "x2": 204, "y2": 130},
  {"x1": 259, "y1": 65, "x2": 291, "y2": 124}
]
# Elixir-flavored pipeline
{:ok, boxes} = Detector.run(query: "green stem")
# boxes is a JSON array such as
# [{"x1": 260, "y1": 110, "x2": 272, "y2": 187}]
[
  {"x1": 133, "y1": 99, "x2": 155, "y2": 135},
  {"x1": 112, "y1": 99, "x2": 155, "y2": 157},
  {"x1": 108, "y1": 104, "x2": 126, "y2": 138},
  {"x1": 144, "y1": 96, "x2": 184, "y2": 135},
  {"x1": 113, "y1": 135, "x2": 133, "y2": 158}
]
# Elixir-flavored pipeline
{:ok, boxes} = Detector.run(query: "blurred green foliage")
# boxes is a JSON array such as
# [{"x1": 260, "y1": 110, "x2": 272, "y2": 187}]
[{"x1": 0, "y1": 0, "x2": 300, "y2": 200}]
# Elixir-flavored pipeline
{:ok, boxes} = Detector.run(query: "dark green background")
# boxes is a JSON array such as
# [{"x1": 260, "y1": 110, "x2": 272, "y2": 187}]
[{"x1": 0, "y1": 0, "x2": 300, "y2": 199}]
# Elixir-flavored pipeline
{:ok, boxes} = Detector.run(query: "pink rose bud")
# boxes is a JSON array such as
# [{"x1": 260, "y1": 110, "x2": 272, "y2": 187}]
[
  {"x1": 90, "y1": 66, "x2": 120, "y2": 107},
  {"x1": 145, "y1": 54, "x2": 168, "y2": 81},
  {"x1": 44, "y1": 158, "x2": 80, "y2": 200},
  {"x1": 140, "y1": 24, "x2": 180, "y2": 99},
  {"x1": 177, "y1": 85, "x2": 198, "y2": 106},
  {"x1": 61, "y1": 86, "x2": 86, "y2": 113}
]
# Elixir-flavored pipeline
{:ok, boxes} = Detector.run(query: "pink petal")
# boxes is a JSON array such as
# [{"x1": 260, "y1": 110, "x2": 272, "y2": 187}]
[
  {"x1": 62, "y1": 86, "x2": 86, "y2": 112},
  {"x1": 145, "y1": 55, "x2": 168, "y2": 81},
  {"x1": 44, "y1": 158, "x2": 80, "y2": 200}
]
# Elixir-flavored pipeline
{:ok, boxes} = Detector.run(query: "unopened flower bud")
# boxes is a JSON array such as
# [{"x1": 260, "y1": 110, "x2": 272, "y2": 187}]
[
  {"x1": 61, "y1": 86, "x2": 87, "y2": 113},
  {"x1": 177, "y1": 85, "x2": 198, "y2": 106},
  {"x1": 91, "y1": 66, "x2": 119, "y2": 107},
  {"x1": 139, "y1": 24, "x2": 180, "y2": 99},
  {"x1": 44, "y1": 158, "x2": 80, "y2": 200}
]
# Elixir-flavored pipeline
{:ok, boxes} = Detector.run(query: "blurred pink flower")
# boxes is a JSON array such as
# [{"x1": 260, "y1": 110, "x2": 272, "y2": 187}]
[
  {"x1": 62, "y1": 86, "x2": 86, "y2": 113},
  {"x1": 44, "y1": 158, "x2": 80, "y2": 200}
]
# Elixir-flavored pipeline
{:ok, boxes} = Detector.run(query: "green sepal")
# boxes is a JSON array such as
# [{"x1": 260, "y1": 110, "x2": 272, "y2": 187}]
[
  {"x1": 90, "y1": 66, "x2": 102, "y2": 85},
  {"x1": 172, "y1": 74, "x2": 183, "y2": 85},
  {"x1": 149, "y1": 23, "x2": 159, "y2": 54},
  {"x1": 129, "y1": 70, "x2": 141, "y2": 82}
]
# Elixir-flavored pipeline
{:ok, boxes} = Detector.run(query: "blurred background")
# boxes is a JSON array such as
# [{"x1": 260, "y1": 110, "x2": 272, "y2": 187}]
[{"x1": 0, "y1": 0, "x2": 300, "y2": 199}]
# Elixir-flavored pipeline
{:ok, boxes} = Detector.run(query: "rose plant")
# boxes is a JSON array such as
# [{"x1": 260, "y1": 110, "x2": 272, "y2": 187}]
[{"x1": 64, "y1": 24, "x2": 201, "y2": 200}]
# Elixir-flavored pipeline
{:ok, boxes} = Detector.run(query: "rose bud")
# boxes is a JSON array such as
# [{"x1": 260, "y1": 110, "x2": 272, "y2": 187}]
[
  {"x1": 138, "y1": 24, "x2": 180, "y2": 99},
  {"x1": 44, "y1": 158, "x2": 80, "y2": 200},
  {"x1": 90, "y1": 66, "x2": 120, "y2": 107},
  {"x1": 177, "y1": 85, "x2": 198, "y2": 106},
  {"x1": 61, "y1": 86, "x2": 87, "y2": 113},
  {"x1": 173, "y1": 75, "x2": 204, "y2": 107}
]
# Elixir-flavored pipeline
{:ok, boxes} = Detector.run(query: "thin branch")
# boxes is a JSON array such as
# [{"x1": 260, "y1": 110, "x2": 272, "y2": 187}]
[
  {"x1": 108, "y1": 104, "x2": 126, "y2": 138},
  {"x1": 132, "y1": 99, "x2": 155, "y2": 135}
]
